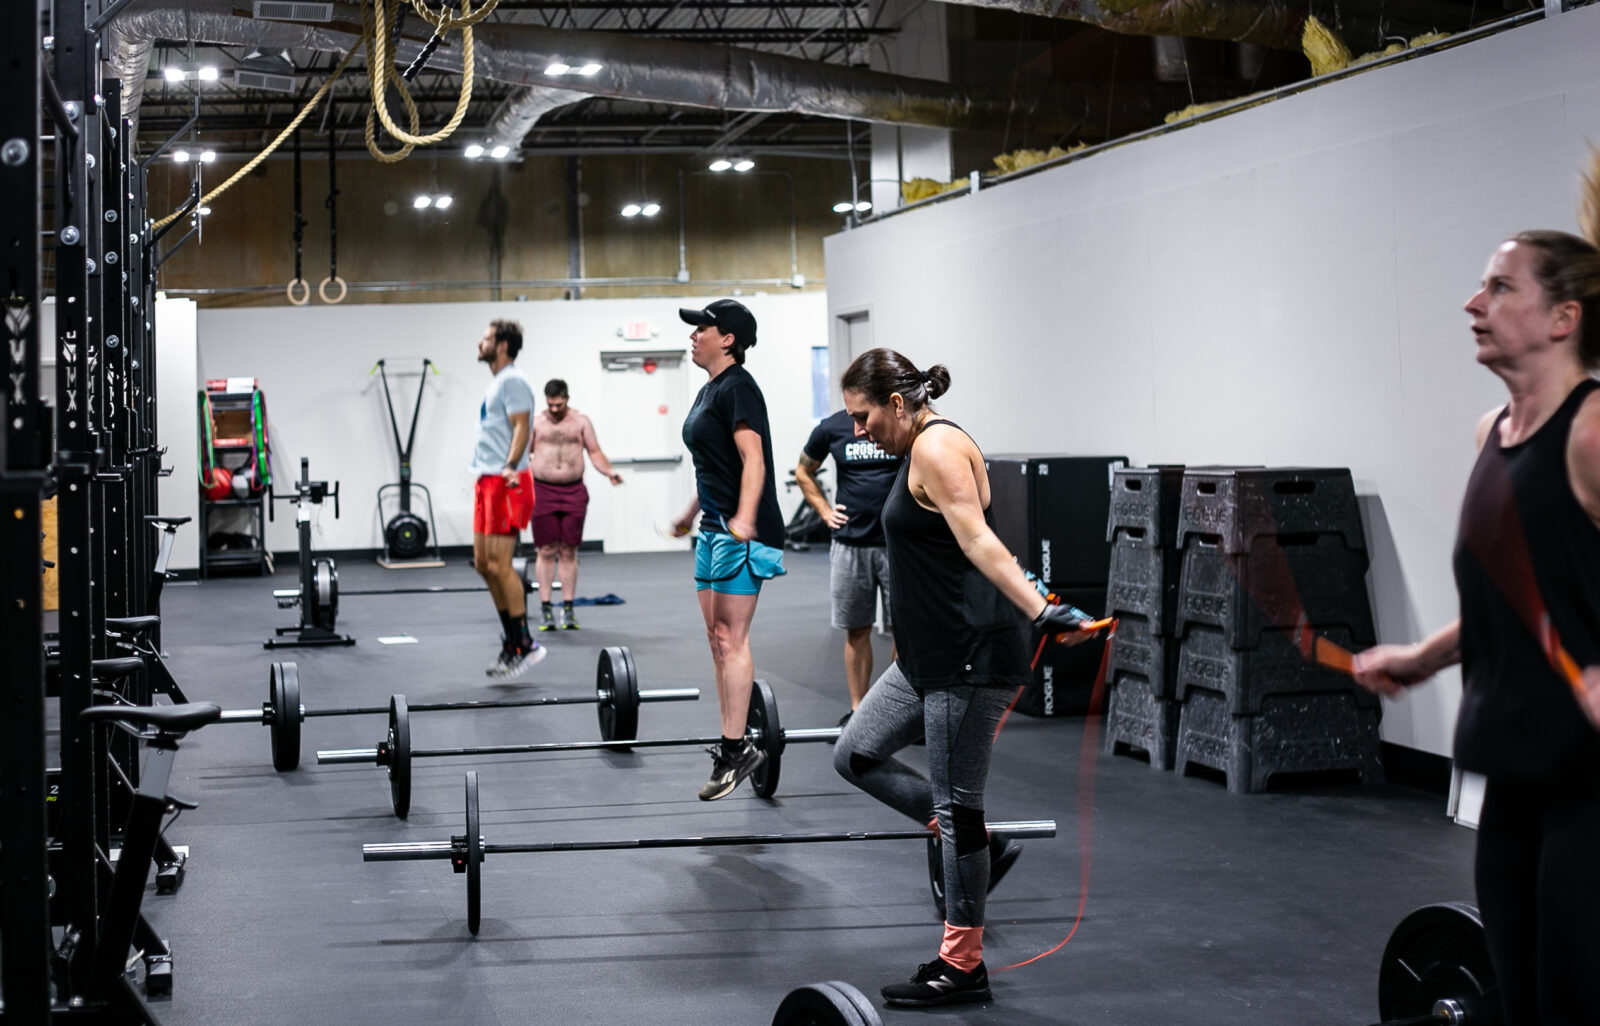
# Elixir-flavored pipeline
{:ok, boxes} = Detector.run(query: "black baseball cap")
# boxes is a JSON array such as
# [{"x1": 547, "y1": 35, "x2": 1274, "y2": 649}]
[{"x1": 679, "y1": 299, "x2": 757, "y2": 347}]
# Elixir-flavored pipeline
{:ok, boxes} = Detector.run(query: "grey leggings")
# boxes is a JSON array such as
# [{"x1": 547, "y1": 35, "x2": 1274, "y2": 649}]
[{"x1": 832, "y1": 660, "x2": 1014, "y2": 927}]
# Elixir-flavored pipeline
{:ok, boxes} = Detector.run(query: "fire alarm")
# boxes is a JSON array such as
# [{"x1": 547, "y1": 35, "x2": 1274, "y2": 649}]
[
  {"x1": 658, "y1": 404, "x2": 669, "y2": 415},
  {"x1": 643, "y1": 358, "x2": 658, "y2": 374}
]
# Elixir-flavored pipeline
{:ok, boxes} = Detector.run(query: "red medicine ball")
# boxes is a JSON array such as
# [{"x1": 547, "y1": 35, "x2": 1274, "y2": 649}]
[{"x1": 203, "y1": 466, "x2": 233, "y2": 501}]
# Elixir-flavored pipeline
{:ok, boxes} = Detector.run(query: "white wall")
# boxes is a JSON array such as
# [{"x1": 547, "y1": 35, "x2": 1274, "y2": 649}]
[
  {"x1": 155, "y1": 298, "x2": 200, "y2": 570},
  {"x1": 192, "y1": 292, "x2": 827, "y2": 556},
  {"x1": 824, "y1": 9, "x2": 1600, "y2": 757}
]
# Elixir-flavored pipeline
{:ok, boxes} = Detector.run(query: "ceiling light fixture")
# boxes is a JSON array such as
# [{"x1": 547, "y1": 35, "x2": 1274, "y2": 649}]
[
  {"x1": 832, "y1": 201, "x2": 853, "y2": 213},
  {"x1": 545, "y1": 62, "x2": 570, "y2": 75},
  {"x1": 640, "y1": 203, "x2": 661, "y2": 217},
  {"x1": 197, "y1": 66, "x2": 220, "y2": 81},
  {"x1": 708, "y1": 158, "x2": 732, "y2": 172},
  {"x1": 197, "y1": 205, "x2": 212, "y2": 216},
  {"x1": 733, "y1": 159, "x2": 755, "y2": 173},
  {"x1": 200, "y1": 150, "x2": 217, "y2": 163},
  {"x1": 576, "y1": 63, "x2": 602, "y2": 76},
  {"x1": 489, "y1": 145, "x2": 511, "y2": 159},
  {"x1": 463, "y1": 143, "x2": 484, "y2": 159},
  {"x1": 172, "y1": 149, "x2": 190, "y2": 162},
  {"x1": 855, "y1": 201, "x2": 872, "y2": 212},
  {"x1": 164, "y1": 66, "x2": 185, "y2": 83},
  {"x1": 433, "y1": 195, "x2": 453, "y2": 210},
  {"x1": 413, "y1": 195, "x2": 433, "y2": 209},
  {"x1": 620, "y1": 203, "x2": 642, "y2": 217}
]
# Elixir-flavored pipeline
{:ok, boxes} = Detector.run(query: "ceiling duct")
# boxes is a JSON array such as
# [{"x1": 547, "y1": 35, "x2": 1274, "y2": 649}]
[
  {"x1": 929, "y1": 0, "x2": 1471, "y2": 53},
  {"x1": 482, "y1": 87, "x2": 591, "y2": 154},
  {"x1": 105, "y1": 1, "x2": 1083, "y2": 142}
]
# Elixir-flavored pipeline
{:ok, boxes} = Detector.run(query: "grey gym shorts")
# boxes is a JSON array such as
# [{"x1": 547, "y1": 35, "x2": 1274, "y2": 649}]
[{"x1": 829, "y1": 540, "x2": 891, "y2": 631}]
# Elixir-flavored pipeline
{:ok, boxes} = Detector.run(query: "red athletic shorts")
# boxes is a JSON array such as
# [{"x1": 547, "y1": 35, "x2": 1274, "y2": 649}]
[
  {"x1": 473, "y1": 470, "x2": 535, "y2": 536},
  {"x1": 531, "y1": 478, "x2": 589, "y2": 548}
]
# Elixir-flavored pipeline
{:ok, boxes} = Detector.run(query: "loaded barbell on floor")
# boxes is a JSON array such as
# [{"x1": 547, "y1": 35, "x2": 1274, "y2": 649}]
[
  {"x1": 362, "y1": 770, "x2": 1058, "y2": 935},
  {"x1": 1370, "y1": 901, "x2": 1499, "y2": 1026},
  {"x1": 318, "y1": 662, "x2": 836, "y2": 816},
  {"x1": 215, "y1": 647, "x2": 695, "y2": 772},
  {"x1": 771, "y1": 981, "x2": 882, "y2": 1026}
]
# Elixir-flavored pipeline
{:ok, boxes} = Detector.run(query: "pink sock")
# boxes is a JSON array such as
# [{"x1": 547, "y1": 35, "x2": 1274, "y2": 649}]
[{"x1": 938, "y1": 923, "x2": 985, "y2": 971}]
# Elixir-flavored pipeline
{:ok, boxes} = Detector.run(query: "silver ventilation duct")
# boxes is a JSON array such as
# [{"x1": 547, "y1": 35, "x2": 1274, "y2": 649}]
[
  {"x1": 483, "y1": 87, "x2": 589, "y2": 153},
  {"x1": 106, "y1": 0, "x2": 1081, "y2": 142}
]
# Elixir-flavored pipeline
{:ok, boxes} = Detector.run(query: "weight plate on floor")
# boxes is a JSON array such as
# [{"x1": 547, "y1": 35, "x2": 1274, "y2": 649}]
[
  {"x1": 385, "y1": 511, "x2": 429, "y2": 560},
  {"x1": 387, "y1": 694, "x2": 412, "y2": 818},
  {"x1": 269, "y1": 662, "x2": 301, "y2": 771},
  {"x1": 596, "y1": 646, "x2": 639, "y2": 743},
  {"x1": 1377, "y1": 901, "x2": 1500, "y2": 1025},
  {"x1": 926, "y1": 834, "x2": 946, "y2": 920},
  {"x1": 313, "y1": 558, "x2": 338, "y2": 630},
  {"x1": 815, "y1": 982, "x2": 881, "y2": 1026},
  {"x1": 771, "y1": 982, "x2": 878, "y2": 1026},
  {"x1": 749, "y1": 678, "x2": 782, "y2": 799},
  {"x1": 465, "y1": 770, "x2": 482, "y2": 936}
]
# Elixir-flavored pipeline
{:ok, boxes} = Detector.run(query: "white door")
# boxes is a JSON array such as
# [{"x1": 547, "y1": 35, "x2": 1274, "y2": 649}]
[
  {"x1": 596, "y1": 351, "x2": 696, "y2": 553},
  {"x1": 830, "y1": 310, "x2": 871, "y2": 407}
]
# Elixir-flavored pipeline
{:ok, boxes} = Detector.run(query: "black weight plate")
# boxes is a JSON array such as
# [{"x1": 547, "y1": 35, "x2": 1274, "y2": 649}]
[
  {"x1": 388, "y1": 694, "x2": 412, "y2": 818},
  {"x1": 749, "y1": 678, "x2": 782, "y2": 799},
  {"x1": 385, "y1": 511, "x2": 429, "y2": 560},
  {"x1": 269, "y1": 662, "x2": 301, "y2": 772},
  {"x1": 1377, "y1": 901, "x2": 1500, "y2": 1025},
  {"x1": 465, "y1": 771, "x2": 482, "y2": 936},
  {"x1": 596, "y1": 647, "x2": 638, "y2": 744},
  {"x1": 926, "y1": 834, "x2": 946, "y2": 920},
  {"x1": 312, "y1": 559, "x2": 338, "y2": 631},
  {"x1": 816, "y1": 982, "x2": 881, "y2": 1026},
  {"x1": 771, "y1": 983, "x2": 873, "y2": 1026}
]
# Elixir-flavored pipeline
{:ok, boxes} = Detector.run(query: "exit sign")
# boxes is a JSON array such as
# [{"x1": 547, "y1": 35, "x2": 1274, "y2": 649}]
[{"x1": 620, "y1": 320, "x2": 656, "y2": 341}]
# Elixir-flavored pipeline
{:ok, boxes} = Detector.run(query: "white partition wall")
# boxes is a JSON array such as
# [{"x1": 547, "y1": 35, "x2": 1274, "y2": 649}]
[
  {"x1": 192, "y1": 292, "x2": 827, "y2": 558},
  {"x1": 824, "y1": 9, "x2": 1600, "y2": 758},
  {"x1": 154, "y1": 297, "x2": 200, "y2": 572}
]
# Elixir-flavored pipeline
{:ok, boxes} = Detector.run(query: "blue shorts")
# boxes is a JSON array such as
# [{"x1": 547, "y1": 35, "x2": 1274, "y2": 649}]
[{"x1": 694, "y1": 530, "x2": 786, "y2": 595}]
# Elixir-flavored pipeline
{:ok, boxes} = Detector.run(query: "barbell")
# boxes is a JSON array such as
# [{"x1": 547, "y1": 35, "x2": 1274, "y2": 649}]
[
  {"x1": 319, "y1": 664, "x2": 838, "y2": 816},
  {"x1": 362, "y1": 770, "x2": 1058, "y2": 935},
  {"x1": 1371, "y1": 901, "x2": 1499, "y2": 1026},
  {"x1": 214, "y1": 647, "x2": 696, "y2": 772},
  {"x1": 772, "y1": 982, "x2": 882, "y2": 1026}
]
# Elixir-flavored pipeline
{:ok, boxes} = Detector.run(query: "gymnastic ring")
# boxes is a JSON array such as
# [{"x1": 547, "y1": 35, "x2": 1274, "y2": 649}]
[
  {"x1": 318, "y1": 275, "x2": 348, "y2": 305},
  {"x1": 285, "y1": 278, "x2": 311, "y2": 306}
]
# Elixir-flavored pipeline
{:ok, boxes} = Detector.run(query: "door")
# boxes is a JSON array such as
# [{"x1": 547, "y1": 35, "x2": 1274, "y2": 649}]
[
  {"x1": 829, "y1": 309, "x2": 871, "y2": 408},
  {"x1": 595, "y1": 350, "x2": 696, "y2": 553}
]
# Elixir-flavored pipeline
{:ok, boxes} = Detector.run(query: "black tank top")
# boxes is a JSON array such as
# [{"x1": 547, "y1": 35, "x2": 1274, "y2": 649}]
[
  {"x1": 1453, "y1": 378, "x2": 1600, "y2": 782},
  {"x1": 882, "y1": 421, "x2": 1031, "y2": 690}
]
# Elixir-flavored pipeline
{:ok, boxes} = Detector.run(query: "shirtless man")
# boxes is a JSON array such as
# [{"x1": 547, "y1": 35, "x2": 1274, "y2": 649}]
[{"x1": 529, "y1": 379, "x2": 624, "y2": 630}]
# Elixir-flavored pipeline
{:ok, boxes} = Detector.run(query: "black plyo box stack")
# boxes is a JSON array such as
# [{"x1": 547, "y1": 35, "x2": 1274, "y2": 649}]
[
  {"x1": 987, "y1": 454, "x2": 1127, "y2": 718},
  {"x1": 1169, "y1": 468, "x2": 1385, "y2": 794},
  {"x1": 1101, "y1": 466, "x2": 1185, "y2": 768}
]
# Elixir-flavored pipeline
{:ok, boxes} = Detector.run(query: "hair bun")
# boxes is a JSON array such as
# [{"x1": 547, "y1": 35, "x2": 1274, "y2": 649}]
[{"x1": 922, "y1": 364, "x2": 951, "y2": 400}]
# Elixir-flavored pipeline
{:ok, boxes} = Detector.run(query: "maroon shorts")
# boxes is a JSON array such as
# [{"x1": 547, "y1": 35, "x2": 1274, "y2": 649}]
[
  {"x1": 473, "y1": 470, "x2": 534, "y2": 536},
  {"x1": 531, "y1": 478, "x2": 589, "y2": 548}
]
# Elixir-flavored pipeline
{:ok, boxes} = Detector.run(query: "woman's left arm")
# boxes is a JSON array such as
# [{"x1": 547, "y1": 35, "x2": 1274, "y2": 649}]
[{"x1": 917, "y1": 435, "x2": 1049, "y2": 621}]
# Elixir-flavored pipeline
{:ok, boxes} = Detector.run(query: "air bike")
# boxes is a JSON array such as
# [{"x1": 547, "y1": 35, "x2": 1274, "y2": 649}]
[
  {"x1": 266, "y1": 456, "x2": 354, "y2": 648},
  {"x1": 374, "y1": 357, "x2": 443, "y2": 567}
]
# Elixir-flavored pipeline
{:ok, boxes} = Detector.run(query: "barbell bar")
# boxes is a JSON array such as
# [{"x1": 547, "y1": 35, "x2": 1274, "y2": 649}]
[
  {"x1": 319, "y1": 673, "x2": 829, "y2": 816},
  {"x1": 214, "y1": 647, "x2": 695, "y2": 772},
  {"x1": 363, "y1": 770, "x2": 1058, "y2": 935}
]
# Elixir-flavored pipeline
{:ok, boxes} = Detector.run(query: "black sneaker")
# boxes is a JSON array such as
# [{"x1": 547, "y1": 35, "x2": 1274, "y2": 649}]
[
  {"x1": 697, "y1": 740, "x2": 765, "y2": 801},
  {"x1": 880, "y1": 957, "x2": 991, "y2": 1007}
]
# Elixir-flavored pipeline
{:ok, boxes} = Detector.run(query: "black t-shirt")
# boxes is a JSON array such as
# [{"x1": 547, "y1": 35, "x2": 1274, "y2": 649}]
[
  {"x1": 682, "y1": 364, "x2": 786, "y2": 550},
  {"x1": 803, "y1": 410, "x2": 899, "y2": 547},
  {"x1": 1454, "y1": 379, "x2": 1600, "y2": 783}
]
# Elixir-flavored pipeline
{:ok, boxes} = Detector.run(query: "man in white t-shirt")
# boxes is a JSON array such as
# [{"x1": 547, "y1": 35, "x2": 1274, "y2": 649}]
[{"x1": 471, "y1": 319, "x2": 545, "y2": 678}]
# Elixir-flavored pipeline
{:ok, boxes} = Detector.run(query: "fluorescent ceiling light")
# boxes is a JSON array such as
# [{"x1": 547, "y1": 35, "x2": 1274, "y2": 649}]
[
  {"x1": 197, "y1": 66, "x2": 220, "y2": 81},
  {"x1": 200, "y1": 150, "x2": 216, "y2": 163},
  {"x1": 545, "y1": 62, "x2": 570, "y2": 75},
  {"x1": 164, "y1": 67, "x2": 185, "y2": 83},
  {"x1": 433, "y1": 195, "x2": 453, "y2": 210},
  {"x1": 708, "y1": 159, "x2": 732, "y2": 172},
  {"x1": 733, "y1": 159, "x2": 755, "y2": 172},
  {"x1": 576, "y1": 62, "x2": 602, "y2": 76},
  {"x1": 855, "y1": 201, "x2": 872, "y2": 212},
  {"x1": 463, "y1": 143, "x2": 484, "y2": 159},
  {"x1": 620, "y1": 203, "x2": 641, "y2": 217},
  {"x1": 489, "y1": 145, "x2": 510, "y2": 159},
  {"x1": 832, "y1": 201, "x2": 852, "y2": 213},
  {"x1": 172, "y1": 149, "x2": 190, "y2": 162},
  {"x1": 641, "y1": 203, "x2": 661, "y2": 217},
  {"x1": 413, "y1": 195, "x2": 432, "y2": 209}
]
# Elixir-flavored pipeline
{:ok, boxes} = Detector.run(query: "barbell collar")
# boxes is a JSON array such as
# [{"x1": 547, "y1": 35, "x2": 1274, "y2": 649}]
[
  {"x1": 217, "y1": 708, "x2": 268, "y2": 724},
  {"x1": 318, "y1": 748, "x2": 380, "y2": 764}
]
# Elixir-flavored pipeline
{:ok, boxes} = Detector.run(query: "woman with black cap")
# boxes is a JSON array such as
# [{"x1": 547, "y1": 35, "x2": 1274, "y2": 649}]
[{"x1": 672, "y1": 299, "x2": 788, "y2": 801}]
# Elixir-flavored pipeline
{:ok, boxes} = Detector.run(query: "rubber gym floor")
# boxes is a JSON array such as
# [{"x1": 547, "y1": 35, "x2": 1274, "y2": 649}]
[{"x1": 141, "y1": 549, "x2": 1474, "y2": 1025}]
